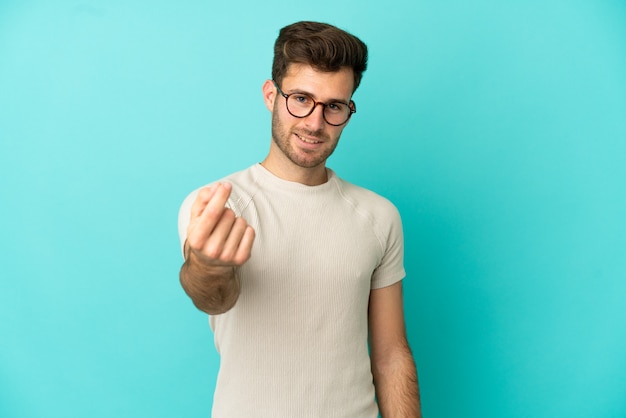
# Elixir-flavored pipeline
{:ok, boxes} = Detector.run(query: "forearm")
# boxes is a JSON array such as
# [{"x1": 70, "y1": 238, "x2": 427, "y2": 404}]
[
  {"x1": 372, "y1": 343, "x2": 421, "y2": 418},
  {"x1": 179, "y1": 249, "x2": 241, "y2": 315}
]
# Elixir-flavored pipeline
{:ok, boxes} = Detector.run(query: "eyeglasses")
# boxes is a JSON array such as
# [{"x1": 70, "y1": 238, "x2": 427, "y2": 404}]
[{"x1": 273, "y1": 81, "x2": 356, "y2": 126}]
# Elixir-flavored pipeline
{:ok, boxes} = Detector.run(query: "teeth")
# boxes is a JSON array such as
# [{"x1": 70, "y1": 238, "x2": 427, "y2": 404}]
[{"x1": 296, "y1": 133, "x2": 320, "y2": 144}]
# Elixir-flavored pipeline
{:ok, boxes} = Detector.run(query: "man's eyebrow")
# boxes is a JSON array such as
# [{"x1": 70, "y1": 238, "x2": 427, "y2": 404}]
[{"x1": 285, "y1": 87, "x2": 351, "y2": 104}]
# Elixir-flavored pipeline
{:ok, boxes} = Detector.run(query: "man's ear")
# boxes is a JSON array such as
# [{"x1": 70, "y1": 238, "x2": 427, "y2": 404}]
[{"x1": 262, "y1": 79, "x2": 276, "y2": 112}]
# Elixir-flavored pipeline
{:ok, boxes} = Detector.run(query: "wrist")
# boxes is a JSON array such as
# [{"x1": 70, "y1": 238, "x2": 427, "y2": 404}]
[{"x1": 187, "y1": 249, "x2": 234, "y2": 276}]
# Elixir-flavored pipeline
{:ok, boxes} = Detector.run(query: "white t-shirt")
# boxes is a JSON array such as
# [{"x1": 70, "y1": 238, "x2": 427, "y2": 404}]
[{"x1": 178, "y1": 164, "x2": 406, "y2": 418}]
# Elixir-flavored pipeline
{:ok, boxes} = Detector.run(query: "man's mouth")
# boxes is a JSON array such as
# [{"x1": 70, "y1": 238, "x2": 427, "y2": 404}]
[{"x1": 295, "y1": 133, "x2": 322, "y2": 144}]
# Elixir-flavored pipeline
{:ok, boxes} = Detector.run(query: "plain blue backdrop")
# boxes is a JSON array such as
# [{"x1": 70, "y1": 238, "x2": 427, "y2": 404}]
[{"x1": 1, "y1": 1, "x2": 625, "y2": 417}]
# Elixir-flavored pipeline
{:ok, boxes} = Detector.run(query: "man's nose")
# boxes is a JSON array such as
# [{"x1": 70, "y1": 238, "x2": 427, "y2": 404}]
[{"x1": 304, "y1": 103, "x2": 326, "y2": 130}]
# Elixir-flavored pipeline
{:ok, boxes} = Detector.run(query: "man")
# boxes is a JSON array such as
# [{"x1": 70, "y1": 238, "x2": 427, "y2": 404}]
[{"x1": 178, "y1": 21, "x2": 421, "y2": 417}]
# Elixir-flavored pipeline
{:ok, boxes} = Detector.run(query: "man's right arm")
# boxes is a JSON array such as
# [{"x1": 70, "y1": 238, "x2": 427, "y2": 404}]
[{"x1": 179, "y1": 182, "x2": 255, "y2": 315}]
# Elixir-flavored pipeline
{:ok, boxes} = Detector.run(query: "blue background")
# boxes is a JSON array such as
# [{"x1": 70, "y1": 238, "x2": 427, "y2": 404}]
[{"x1": 1, "y1": 1, "x2": 625, "y2": 417}]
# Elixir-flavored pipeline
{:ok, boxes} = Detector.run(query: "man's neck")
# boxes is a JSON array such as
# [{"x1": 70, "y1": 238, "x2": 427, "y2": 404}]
[{"x1": 260, "y1": 156, "x2": 328, "y2": 186}]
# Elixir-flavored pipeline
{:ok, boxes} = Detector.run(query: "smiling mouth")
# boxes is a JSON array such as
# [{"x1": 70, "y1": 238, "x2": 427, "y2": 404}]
[{"x1": 295, "y1": 133, "x2": 322, "y2": 144}]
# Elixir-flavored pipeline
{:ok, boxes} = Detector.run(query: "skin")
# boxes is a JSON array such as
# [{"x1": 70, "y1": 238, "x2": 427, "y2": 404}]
[
  {"x1": 369, "y1": 283, "x2": 422, "y2": 417},
  {"x1": 179, "y1": 63, "x2": 421, "y2": 416},
  {"x1": 179, "y1": 182, "x2": 255, "y2": 314},
  {"x1": 261, "y1": 63, "x2": 354, "y2": 185}
]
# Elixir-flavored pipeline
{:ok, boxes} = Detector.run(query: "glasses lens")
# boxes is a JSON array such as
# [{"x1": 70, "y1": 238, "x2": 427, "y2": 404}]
[
  {"x1": 323, "y1": 102, "x2": 350, "y2": 126},
  {"x1": 286, "y1": 94, "x2": 315, "y2": 118},
  {"x1": 285, "y1": 94, "x2": 352, "y2": 126}
]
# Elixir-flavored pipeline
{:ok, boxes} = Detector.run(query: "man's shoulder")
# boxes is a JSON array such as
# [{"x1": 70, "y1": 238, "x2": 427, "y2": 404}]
[
  {"x1": 180, "y1": 165, "x2": 258, "y2": 207},
  {"x1": 187, "y1": 165, "x2": 260, "y2": 195},
  {"x1": 221, "y1": 164, "x2": 258, "y2": 183},
  {"x1": 333, "y1": 175, "x2": 398, "y2": 211},
  {"x1": 331, "y1": 174, "x2": 402, "y2": 226}
]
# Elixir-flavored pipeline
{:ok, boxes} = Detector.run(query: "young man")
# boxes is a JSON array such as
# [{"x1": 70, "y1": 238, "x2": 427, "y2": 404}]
[{"x1": 178, "y1": 21, "x2": 421, "y2": 417}]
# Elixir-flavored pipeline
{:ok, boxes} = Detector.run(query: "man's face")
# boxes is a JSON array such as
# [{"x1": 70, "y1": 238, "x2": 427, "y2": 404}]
[{"x1": 267, "y1": 64, "x2": 355, "y2": 170}]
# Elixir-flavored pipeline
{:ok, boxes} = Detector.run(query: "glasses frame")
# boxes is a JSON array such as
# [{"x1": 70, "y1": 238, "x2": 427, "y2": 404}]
[{"x1": 273, "y1": 81, "x2": 356, "y2": 126}]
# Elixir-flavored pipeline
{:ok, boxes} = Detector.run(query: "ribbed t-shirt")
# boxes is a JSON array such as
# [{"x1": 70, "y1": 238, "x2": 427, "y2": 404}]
[{"x1": 178, "y1": 163, "x2": 406, "y2": 417}]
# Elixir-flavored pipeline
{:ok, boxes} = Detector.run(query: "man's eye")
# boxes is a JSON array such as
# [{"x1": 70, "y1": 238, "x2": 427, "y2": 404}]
[
  {"x1": 327, "y1": 103, "x2": 346, "y2": 113},
  {"x1": 293, "y1": 95, "x2": 311, "y2": 105}
]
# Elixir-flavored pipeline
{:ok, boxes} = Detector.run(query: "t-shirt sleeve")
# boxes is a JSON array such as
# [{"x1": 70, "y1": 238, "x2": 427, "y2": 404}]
[{"x1": 370, "y1": 204, "x2": 406, "y2": 289}]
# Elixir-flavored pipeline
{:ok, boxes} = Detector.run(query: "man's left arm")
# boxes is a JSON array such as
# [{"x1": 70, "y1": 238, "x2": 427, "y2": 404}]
[{"x1": 369, "y1": 281, "x2": 421, "y2": 417}]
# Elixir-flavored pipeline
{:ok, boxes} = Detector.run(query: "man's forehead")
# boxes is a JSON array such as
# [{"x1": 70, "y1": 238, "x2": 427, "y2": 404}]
[{"x1": 282, "y1": 64, "x2": 354, "y2": 98}]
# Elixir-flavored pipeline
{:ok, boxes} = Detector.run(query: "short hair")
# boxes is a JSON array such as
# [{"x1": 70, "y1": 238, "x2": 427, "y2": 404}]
[{"x1": 272, "y1": 21, "x2": 368, "y2": 93}]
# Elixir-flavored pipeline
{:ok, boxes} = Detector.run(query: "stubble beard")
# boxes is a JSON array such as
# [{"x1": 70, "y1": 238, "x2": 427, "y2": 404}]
[{"x1": 270, "y1": 108, "x2": 340, "y2": 169}]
